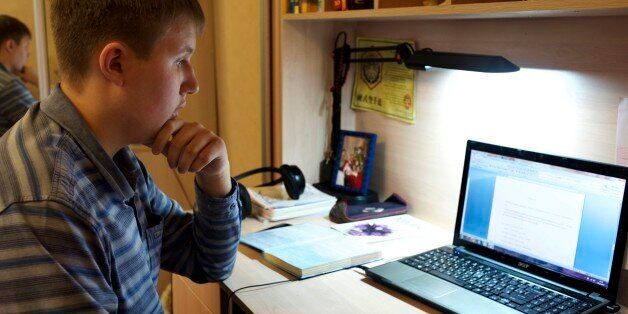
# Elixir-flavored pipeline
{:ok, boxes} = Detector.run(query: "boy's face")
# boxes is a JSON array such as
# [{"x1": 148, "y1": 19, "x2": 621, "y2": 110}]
[
  {"x1": 4, "y1": 36, "x2": 30, "y2": 72},
  {"x1": 123, "y1": 18, "x2": 199, "y2": 143}
]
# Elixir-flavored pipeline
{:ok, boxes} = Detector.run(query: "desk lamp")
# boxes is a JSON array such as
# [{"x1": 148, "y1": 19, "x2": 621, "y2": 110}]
[{"x1": 316, "y1": 32, "x2": 519, "y2": 203}]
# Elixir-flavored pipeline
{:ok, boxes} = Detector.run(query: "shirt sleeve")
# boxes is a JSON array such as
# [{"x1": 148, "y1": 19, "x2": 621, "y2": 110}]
[
  {"x1": 0, "y1": 201, "x2": 116, "y2": 313},
  {"x1": 145, "y1": 171, "x2": 241, "y2": 283}
]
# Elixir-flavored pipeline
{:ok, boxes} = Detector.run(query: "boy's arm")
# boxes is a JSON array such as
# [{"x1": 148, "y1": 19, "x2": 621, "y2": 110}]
[
  {"x1": 0, "y1": 201, "x2": 116, "y2": 312},
  {"x1": 144, "y1": 169, "x2": 241, "y2": 283},
  {"x1": 148, "y1": 118, "x2": 241, "y2": 282}
]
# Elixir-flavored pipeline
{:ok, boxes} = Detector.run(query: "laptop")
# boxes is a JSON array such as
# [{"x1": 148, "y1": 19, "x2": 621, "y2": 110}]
[{"x1": 366, "y1": 140, "x2": 628, "y2": 313}]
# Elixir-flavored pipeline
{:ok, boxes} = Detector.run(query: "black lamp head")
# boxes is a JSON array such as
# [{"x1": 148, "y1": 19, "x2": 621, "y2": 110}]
[{"x1": 404, "y1": 48, "x2": 520, "y2": 73}]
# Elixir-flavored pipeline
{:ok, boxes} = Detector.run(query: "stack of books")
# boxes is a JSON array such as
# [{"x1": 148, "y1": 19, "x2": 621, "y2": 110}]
[
  {"x1": 248, "y1": 183, "x2": 337, "y2": 221},
  {"x1": 241, "y1": 223, "x2": 382, "y2": 278}
]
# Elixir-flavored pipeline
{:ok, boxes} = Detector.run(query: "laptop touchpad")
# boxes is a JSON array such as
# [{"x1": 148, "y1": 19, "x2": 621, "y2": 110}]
[{"x1": 403, "y1": 275, "x2": 458, "y2": 298}]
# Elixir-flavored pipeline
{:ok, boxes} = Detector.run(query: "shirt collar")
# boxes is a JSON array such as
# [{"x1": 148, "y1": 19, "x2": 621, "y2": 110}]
[{"x1": 40, "y1": 85, "x2": 136, "y2": 200}]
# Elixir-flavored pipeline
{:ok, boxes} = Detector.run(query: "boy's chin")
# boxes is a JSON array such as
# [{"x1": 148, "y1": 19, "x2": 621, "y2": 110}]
[{"x1": 134, "y1": 128, "x2": 161, "y2": 148}]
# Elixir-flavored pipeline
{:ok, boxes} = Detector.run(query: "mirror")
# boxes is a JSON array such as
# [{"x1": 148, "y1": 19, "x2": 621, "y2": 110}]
[{"x1": 0, "y1": 0, "x2": 41, "y2": 99}]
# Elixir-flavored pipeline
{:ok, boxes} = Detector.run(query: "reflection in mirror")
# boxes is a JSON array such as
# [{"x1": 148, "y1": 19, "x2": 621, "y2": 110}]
[
  {"x1": 0, "y1": 0, "x2": 38, "y2": 97},
  {"x1": 0, "y1": 0, "x2": 39, "y2": 136}
]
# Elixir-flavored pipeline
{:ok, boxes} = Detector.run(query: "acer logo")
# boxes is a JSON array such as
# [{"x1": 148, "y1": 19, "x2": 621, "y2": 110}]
[{"x1": 518, "y1": 262, "x2": 530, "y2": 269}]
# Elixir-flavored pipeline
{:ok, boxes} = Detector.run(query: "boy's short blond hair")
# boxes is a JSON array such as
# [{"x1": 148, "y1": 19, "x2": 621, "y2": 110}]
[
  {"x1": 51, "y1": 0, "x2": 204, "y2": 85},
  {"x1": 0, "y1": 15, "x2": 31, "y2": 46}
]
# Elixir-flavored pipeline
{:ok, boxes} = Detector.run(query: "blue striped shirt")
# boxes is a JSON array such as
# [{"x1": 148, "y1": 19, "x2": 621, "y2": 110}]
[
  {"x1": 0, "y1": 64, "x2": 37, "y2": 137},
  {"x1": 0, "y1": 86, "x2": 241, "y2": 313}
]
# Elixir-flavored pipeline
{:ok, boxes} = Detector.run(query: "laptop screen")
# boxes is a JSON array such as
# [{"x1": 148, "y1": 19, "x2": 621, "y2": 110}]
[{"x1": 459, "y1": 149, "x2": 626, "y2": 288}]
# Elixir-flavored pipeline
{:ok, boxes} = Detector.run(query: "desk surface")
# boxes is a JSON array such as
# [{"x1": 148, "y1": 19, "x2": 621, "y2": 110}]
[
  {"x1": 220, "y1": 215, "x2": 628, "y2": 314},
  {"x1": 221, "y1": 215, "x2": 451, "y2": 313}
]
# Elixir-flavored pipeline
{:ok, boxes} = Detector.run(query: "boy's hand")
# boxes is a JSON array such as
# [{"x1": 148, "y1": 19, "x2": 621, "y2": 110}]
[
  {"x1": 149, "y1": 119, "x2": 232, "y2": 198},
  {"x1": 16, "y1": 66, "x2": 38, "y2": 86}
]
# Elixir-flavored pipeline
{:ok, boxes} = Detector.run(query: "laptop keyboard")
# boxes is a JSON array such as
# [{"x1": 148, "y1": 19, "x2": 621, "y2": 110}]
[{"x1": 399, "y1": 248, "x2": 599, "y2": 314}]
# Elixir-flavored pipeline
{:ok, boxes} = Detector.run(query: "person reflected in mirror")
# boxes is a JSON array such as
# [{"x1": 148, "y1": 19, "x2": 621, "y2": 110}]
[
  {"x1": 0, "y1": 1, "x2": 241, "y2": 312},
  {"x1": 0, "y1": 15, "x2": 38, "y2": 136}
]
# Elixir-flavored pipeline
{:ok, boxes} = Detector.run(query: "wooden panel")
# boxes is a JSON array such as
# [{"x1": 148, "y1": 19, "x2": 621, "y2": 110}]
[
  {"x1": 272, "y1": 0, "x2": 284, "y2": 168},
  {"x1": 281, "y1": 21, "x2": 359, "y2": 180},
  {"x1": 172, "y1": 275, "x2": 220, "y2": 314},
  {"x1": 213, "y1": 0, "x2": 267, "y2": 186}
]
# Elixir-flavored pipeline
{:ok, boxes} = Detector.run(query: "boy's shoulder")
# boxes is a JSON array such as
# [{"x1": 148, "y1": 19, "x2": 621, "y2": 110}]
[
  {"x1": 0, "y1": 104, "x2": 112, "y2": 214},
  {"x1": 0, "y1": 68, "x2": 21, "y2": 89}
]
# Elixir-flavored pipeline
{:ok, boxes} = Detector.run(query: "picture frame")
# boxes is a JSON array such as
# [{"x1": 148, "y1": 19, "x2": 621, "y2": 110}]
[{"x1": 331, "y1": 130, "x2": 377, "y2": 195}]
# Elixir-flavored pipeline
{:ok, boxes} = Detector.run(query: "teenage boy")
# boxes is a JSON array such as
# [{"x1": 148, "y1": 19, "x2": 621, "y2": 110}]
[
  {"x1": 0, "y1": 15, "x2": 38, "y2": 136},
  {"x1": 0, "y1": 1, "x2": 241, "y2": 312}
]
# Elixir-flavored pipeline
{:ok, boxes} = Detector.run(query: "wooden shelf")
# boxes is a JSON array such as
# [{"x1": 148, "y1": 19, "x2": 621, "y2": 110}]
[{"x1": 283, "y1": 0, "x2": 628, "y2": 21}]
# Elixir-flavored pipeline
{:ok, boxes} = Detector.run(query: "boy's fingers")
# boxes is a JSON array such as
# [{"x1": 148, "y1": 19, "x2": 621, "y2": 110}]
[
  {"x1": 151, "y1": 119, "x2": 185, "y2": 155},
  {"x1": 177, "y1": 129, "x2": 213, "y2": 173},
  {"x1": 166, "y1": 123, "x2": 201, "y2": 169},
  {"x1": 189, "y1": 137, "x2": 222, "y2": 173}
]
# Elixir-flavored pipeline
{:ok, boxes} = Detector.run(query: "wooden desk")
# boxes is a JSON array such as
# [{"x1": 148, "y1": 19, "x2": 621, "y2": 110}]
[
  {"x1": 172, "y1": 214, "x2": 628, "y2": 313},
  {"x1": 220, "y1": 215, "x2": 451, "y2": 313}
]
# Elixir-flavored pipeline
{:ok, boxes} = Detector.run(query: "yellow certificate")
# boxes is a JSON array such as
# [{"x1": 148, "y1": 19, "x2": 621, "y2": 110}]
[{"x1": 350, "y1": 37, "x2": 416, "y2": 124}]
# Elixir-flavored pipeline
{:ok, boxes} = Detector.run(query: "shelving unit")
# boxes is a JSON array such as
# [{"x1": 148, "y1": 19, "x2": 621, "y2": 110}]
[
  {"x1": 271, "y1": 0, "x2": 628, "y2": 234},
  {"x1": 282, "y1": 0, "x2": 628, "y2": 21}
]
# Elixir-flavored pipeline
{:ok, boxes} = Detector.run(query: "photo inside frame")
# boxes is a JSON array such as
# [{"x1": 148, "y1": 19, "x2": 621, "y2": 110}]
[{"x1": 335, "y1": 135, "x2": 371, "y2": 190}]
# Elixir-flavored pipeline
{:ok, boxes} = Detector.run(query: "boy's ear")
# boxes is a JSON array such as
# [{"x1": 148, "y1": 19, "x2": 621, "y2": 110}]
[
  {"x1": 98, "y1": 42, "x2": 127, "y2": 86},
  {"x1": 2, "y1": 39, "x2": 16, "y2": 53}
]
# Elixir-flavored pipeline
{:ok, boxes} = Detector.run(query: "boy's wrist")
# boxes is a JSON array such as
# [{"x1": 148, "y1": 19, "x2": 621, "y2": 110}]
[{"x1": 195, "y1": 171, "x2": 232, "y2": 199}]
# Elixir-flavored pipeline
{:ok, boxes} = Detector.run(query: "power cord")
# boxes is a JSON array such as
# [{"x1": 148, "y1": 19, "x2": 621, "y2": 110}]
[
  {"x1": 227, "y1": 266, "x2": 368, "y2": 310},
  {"x1": 227, "y1": 278, "x2": 293, "y2": 309}
]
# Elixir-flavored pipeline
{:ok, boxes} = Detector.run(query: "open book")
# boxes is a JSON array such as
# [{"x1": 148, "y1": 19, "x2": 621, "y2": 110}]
[
  {"x1": 241, "y1": 223, "x2": 382, "y2": 278},
  {"x1": 248, "y1": 184, "x2": 337, "y2": 221}
]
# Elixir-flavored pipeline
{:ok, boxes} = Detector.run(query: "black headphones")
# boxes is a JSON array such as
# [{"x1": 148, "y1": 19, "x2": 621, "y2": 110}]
[{"x1": 234, "y1": 165, "x2": 306, "y2": 217}]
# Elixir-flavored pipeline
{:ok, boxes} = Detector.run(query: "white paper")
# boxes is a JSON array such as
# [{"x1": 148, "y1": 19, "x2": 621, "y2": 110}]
[
  {"x1": 618, "y1": 98, "x2": 628, "y2": 167},
  {"x1": 331, "y1": 214, "x2": 429, "y2": 243}
]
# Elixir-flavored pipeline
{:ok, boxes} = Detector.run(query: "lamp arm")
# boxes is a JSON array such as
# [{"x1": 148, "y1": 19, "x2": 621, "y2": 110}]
[
  {"x1": 348, "y1": 45, "x2": 400, "y2": 52},
  {"x1": 350, "y1": 57, "x2": 399, "y2": 63},
  {"x1": 328, "y1": 41, "x2": 414, "y2": 164}
]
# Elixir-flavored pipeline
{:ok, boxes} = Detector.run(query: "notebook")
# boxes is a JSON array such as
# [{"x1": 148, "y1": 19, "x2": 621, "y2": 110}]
[
  {"x1": 366, "y1": 140, "x2": 628, "y2": 314},
  {"x1": 241, "y1": 223, "x2": 381, "y2": 278}
]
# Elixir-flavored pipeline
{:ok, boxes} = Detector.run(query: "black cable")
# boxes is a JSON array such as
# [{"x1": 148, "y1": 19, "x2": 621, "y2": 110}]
[
  {"x1": 234, "y1": 167, "x2": 279, "y2": 181},
  {"x1": 227, "y1": 278, "x2": 293, "y2": 308},
  {"x1": 227, "y1": 266, "x2": 367, "y2": 310}
]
